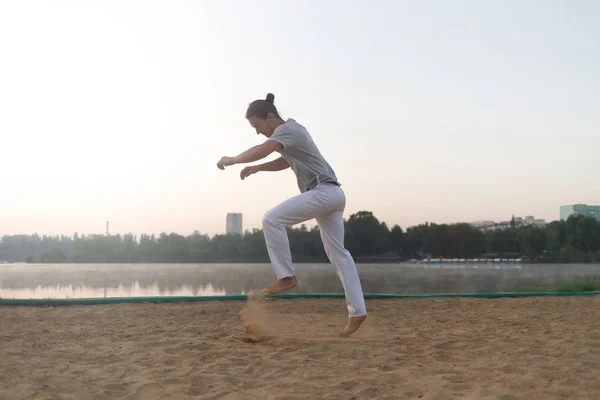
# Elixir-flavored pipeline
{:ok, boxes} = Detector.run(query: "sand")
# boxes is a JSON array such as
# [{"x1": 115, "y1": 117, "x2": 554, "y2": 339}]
[{"x1": 1, "y1": 295, "x2": 600, "y2": 400}]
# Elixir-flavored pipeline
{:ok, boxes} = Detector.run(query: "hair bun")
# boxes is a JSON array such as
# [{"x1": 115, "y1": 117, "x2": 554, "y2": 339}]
[{"x1": 265, "y1": 93, "x2": 275, "y2": 103}]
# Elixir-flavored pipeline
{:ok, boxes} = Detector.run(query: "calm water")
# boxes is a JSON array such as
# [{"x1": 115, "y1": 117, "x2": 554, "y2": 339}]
[{"x1": 1, "y1": 262, "x2": 599, "y2": 299}]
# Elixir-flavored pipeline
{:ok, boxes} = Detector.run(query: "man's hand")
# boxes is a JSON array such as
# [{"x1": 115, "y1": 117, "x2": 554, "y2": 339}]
[
  {"x1": 216, "y1": 156, "x2": 234, "y2": 170},
  {"x1": 240, "y1": 165, "x2": 260, "y2": 180}
]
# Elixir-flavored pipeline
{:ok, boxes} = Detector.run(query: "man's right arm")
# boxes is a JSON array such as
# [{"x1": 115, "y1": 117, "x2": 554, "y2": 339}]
[{"x1": 258, "y1": 157, "x2": 290, "y2": 172}]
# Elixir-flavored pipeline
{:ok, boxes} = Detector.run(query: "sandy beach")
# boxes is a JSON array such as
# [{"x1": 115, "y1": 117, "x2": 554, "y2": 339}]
[{"x1": 1, "y1": 295, "x2": 600, "y2": 399}]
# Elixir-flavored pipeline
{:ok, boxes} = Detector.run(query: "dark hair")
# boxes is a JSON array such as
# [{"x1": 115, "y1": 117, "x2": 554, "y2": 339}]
[{"x1": 245, "y1": 93, "x2": 281, "y2": 119}]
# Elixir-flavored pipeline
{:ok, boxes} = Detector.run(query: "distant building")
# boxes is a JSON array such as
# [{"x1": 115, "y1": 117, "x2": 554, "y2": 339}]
[
  {"x1": 523, "y1": 215, "x2": 546, "y2": 228},
  {"x1": 226, "y1": 213, "x2": 243, "y2": 235},
  {"x1": 469, "y1": 221, "x2": 496, "y2": 231},
  {"x1": 560, "y1": 204, "x2": 600, "y2": 222},
  {"x1": 469, "y1": 215, "x2": 546, "y2": 231}
]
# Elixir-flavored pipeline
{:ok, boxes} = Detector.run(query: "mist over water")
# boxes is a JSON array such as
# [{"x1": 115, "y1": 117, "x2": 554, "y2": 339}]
[{"x1": 1, "y1": 263, "x2": 599, "y2": 299}]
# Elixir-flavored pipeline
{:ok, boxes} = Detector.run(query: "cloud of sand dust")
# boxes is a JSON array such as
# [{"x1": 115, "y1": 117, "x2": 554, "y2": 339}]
[
  {"x1": 239, "y1": 290, "x2": 269, "y2": 343},
  {"x1": 239, "y1": 292, "x2": 379, "y2": 343}
]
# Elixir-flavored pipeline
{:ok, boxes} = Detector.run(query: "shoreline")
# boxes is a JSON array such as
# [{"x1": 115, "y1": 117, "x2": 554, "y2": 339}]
[{"x1": 3, "y1": 260, "x2": 600, "y2": 264}]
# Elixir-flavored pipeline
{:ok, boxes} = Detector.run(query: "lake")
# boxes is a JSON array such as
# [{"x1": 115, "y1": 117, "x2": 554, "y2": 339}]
[{"x1": 1, "y1": 262, "x2": 600, "y2": 299}]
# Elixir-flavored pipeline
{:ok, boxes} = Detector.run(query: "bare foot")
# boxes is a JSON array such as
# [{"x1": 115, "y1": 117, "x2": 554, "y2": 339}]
[
  {"x1": 262, "y1": 276, "x2": 298, "y2": 294},
  {"x1": 339, "y1": 315, "x2": 367, "y2": 337}
]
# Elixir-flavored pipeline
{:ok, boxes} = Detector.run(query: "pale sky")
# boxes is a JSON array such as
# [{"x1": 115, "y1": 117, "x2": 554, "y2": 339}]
[{"x1": 1, "y1": 0, "x2": 598, "y2": 238}]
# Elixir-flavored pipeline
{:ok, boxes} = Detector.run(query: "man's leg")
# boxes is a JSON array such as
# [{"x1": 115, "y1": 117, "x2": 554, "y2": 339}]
[
  {"x1": 316, "y1": 210, "x2": 367, "y2": 336},
  {"x1": 262, "y1": 190, "x2": 332, "y2": 293}
]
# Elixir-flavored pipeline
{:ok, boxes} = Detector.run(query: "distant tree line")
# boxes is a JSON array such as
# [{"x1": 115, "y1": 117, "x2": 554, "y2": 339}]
[{"x1": 0, "y1": 211, "x2": 599, "y2": 264}]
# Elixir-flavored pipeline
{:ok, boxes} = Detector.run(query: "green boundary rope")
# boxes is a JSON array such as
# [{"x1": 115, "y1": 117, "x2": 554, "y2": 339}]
[{"x1": 1, "y1": 291, "x2": 600, "y2": 306}]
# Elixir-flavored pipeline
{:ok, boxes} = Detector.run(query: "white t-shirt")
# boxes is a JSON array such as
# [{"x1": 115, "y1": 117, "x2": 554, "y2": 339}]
[{"x1": 268, "y1": 118, "x2": 339, "y2": 193}]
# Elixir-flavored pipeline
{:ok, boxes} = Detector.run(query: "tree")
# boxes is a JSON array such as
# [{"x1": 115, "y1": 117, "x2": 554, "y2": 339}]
[
  {"x1": 344, "y1": 211, "x2": 390, "y2": 256},
  {"x1": 389, "y1": 225, "x2": 404, "y2": 254},
  {"x1": 1, "y1": 210, "x2": 599, "y2": 264}
]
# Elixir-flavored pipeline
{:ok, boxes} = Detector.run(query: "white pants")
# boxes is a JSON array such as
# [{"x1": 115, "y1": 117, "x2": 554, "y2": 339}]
[{"x1": 262, "y1": 182, "x2": 367, "y2": 317}]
